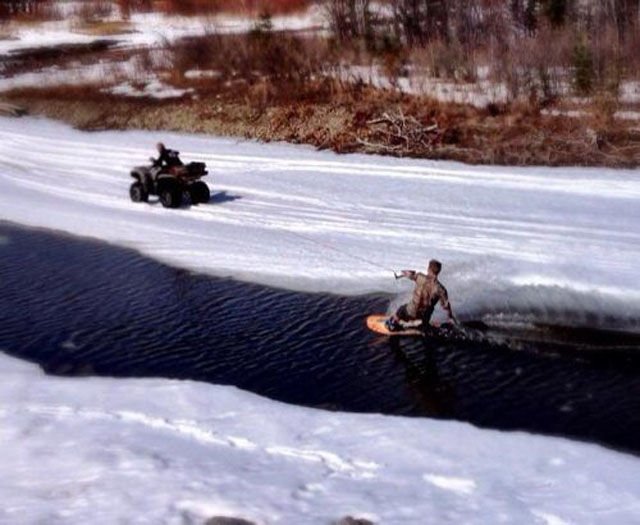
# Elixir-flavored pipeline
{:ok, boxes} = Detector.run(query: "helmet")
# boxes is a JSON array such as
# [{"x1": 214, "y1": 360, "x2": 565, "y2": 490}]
[{"x1": 156, "y1": 142, "x2": 165, "y2": 153}]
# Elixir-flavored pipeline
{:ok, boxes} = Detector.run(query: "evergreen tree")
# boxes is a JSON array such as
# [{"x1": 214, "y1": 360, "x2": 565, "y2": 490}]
[
  {"x1": 572, "y1": 37, "x2": 594, "y2": 95},
  {"x1": 542, "y1": 0, "x2": 568, "y2": 27}
]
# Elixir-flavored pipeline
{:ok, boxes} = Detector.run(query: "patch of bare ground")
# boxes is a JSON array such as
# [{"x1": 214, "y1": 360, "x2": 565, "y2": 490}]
[{"x1": 4, "y1": 79, "x2": 640, "y2": 168}]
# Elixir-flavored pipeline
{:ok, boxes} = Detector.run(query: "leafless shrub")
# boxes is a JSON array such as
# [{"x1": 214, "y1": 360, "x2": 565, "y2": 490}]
[
  {"x1": 592, "y1": 91, "x2": 619, "y2": 126},
  {"x1": 160, "y1": 0, "x2": 310, "y2": 16},
  {"x1": 0, "y1": 0, "x2": 55, "y2": 22},
  {"x1": 243, "y1": 0, "x2": 312, "y2": 14},
  {"x1": 390, "y1": 0, "x2": 449, "y2": 46},
  {"x1": 379, "y1": 46, "x2": 409, "y2": 89},
  {"x1": 489, "y1": 25, "x2": 571, "y2": 105},
  {"x1": 620, "y1": 27, "x2": 640, "y2": 77},
  {"x1": 590, "y1": 26, "x2": 624, "y2": 93},
  {"x1": 73, "y1": 1, "x2": 115, "y2": 23},
  {"x1": 579, "y1": 0, "x2": 639, "y2": 43},
  {"x1": 160, "y1": 0, "x2": 220, "y2": 16},
  {"x1": 117, "y1": 0, "x2": 154, "y2": 19},
  {"x1": 324, "y1": 0, "x2": 373, "y2": 42},
  {"x1": 168, "y1": 24, "x2": 334, "y2": 101},
  {"x1": 418, "y1": 39, "x2": 476, "y2": 81},
  {"x1": 318, "y1": 0, "x2": 640, "y2": 109}
]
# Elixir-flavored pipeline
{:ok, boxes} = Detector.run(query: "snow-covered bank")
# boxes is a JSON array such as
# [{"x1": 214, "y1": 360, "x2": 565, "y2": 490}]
[
  {"x1": 1, "y1": 352, "x2": 638, "y2": 524},
  {"x1": 1, "y1": 116, "x2": 640, "y2": 330},
  {"x1": 0, "y1": 8, "x2": 325, "y2": 57},
  {"x1": 2, "y1": 116, "x2": 640, "y2": 524}
]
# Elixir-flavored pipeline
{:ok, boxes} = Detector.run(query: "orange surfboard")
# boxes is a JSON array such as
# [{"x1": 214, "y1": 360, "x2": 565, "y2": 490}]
[{"x1": 366, "y1": 314, "x2": 424, "y2": 336}]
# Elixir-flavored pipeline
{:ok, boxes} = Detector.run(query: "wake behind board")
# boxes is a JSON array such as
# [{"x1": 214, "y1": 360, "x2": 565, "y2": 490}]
[{"x1": 366, "y1": 314, "x2": 424, "y2": 336}]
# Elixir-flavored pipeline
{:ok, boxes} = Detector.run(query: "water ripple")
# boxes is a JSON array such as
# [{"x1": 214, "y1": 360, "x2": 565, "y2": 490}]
[{"x1": 1, "y1": 221, "x2": 639, "y2": 454}]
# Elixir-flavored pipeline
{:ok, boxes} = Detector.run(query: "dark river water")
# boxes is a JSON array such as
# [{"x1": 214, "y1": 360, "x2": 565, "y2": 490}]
[{"x1": 1, "y1": 221, "x2": 639, "y2": 454}]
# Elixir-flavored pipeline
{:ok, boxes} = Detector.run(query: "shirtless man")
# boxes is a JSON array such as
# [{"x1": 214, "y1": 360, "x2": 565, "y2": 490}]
[{"x1": 386, "y1": 259, "x2": 457, "y2": 332}]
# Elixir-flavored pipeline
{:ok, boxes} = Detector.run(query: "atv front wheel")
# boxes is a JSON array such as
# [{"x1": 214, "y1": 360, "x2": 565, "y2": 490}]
[
  {"x1": 189, "y1": 181, "x2": 210, "y2": 204},
  {"x1": 160, "y1": 186, "x2": 183, "y2": 208},
  {"x1": 129, "y1": 182, "x2": 148, "y2": 203}
]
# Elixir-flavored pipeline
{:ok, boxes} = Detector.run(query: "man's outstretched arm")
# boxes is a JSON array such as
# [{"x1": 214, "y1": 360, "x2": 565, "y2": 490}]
[
  {"x1": 444, "y1": 303, "x2": 458, "y2": 324},
  {"x1": 439, "y1": 288, "x2": 458, "y2": 324}
]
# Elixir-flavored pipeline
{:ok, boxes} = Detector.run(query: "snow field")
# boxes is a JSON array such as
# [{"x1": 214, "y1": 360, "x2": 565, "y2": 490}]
[{"x1": 1, "y1": 354, "x2": 639, "y2": 524}]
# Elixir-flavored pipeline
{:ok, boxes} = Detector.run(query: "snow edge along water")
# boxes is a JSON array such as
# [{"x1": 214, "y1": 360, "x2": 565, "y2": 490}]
[{"x1": 1, "y1": 116, "x2": 640, "y2": 333}]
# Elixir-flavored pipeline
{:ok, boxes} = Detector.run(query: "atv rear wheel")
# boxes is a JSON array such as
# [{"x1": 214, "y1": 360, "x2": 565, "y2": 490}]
[
  {"x1": 129, "y1": 182, "x2": 148, "y2": 203},
  {"x1": 160, "y1": 186, "x2": 183, "y2": 208},
  {"x1": 189, "y1": 181, "x2": 210, "y2": 204}
]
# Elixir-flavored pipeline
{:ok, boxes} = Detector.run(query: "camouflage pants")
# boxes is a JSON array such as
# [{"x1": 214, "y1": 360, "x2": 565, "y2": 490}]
[{"x1": 395, "y1": 304, "x2": 434, "y2": 325}]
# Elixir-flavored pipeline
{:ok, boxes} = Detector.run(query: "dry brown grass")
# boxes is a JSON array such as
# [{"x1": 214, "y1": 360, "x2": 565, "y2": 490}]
[
  {"x1": 167, "y1": 31, "x2": 334, "y2": 103},
  {"x1": 157, "y1": 0, "x2": 311, "y2": 16},
  {"x1": 7, "y1": 75, "x2": 640, "y2": 168},
  {"x1": 1, "y1": 0, "x2": 310, "y2": 23},
  {"x1": 72, "y1": 0, "x2": 115, "y2": 22},
  {"x1": 72, "y1": 20, "x2": 135, "y2": 36}
]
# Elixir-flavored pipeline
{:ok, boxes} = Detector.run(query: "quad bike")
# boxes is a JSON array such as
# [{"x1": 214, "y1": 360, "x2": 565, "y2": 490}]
[{"x1": 129, "y1": 160, "x2": 210, "y2": 208}]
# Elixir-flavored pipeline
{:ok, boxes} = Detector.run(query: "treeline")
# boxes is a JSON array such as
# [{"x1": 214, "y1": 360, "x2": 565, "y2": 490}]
[
  {"x1": 147, "y1": 0, "x2": 310, "y2": 15},
  {"x1": 327, "y1": 1, "x2": 640, "y2": 45},
  {"x1": 4, "y1": 0, "x2": 639, "y2": 102},
  {"x1": 326, "y1": 0, "x2": 640, "y2": 100},
  {"x1": 0, "y1": 0, "x2": 46, "y2": 18},
  {"x1": 0, "y1": 0, "x2": 312, "y2": 19}
]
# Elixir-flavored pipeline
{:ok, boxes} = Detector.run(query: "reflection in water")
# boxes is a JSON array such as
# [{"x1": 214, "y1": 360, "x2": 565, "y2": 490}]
[
  {"x1": 388, "y1": 339, "x2": 456, "y2": 419},
  {"x1": 1, "y1": 221, "x2": 639, "y2": 454}
]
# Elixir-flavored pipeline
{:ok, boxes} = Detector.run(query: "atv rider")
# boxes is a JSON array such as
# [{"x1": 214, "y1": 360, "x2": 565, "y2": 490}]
[
  {"x1": 153, "y1": 142, "x2": 183, "y2": 169},
  {"x1": 386, "y1": 259, "x2": 457, "y2": 332}
]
